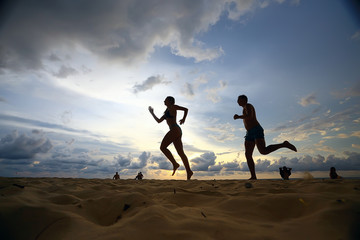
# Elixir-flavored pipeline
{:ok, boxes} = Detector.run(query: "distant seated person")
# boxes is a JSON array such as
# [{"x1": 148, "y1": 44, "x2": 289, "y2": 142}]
[
  {"x1": 135, "y1": 172, "x2": 143, "y2": 180},
  {"x1": 113, "y1": 172, "x2": 120, "y2": 180},
  {"x1": 279, "y1": 166, "x2": 292, "y2": 180},
  {"x1": 330, "y1": 167, "x2": 342, "y2": 179}
]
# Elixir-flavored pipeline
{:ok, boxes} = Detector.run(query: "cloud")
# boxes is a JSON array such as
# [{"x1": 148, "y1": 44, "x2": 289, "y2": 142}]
[
  {"x1": 149, "y1": 155, "x2": 172, "y2": 170},
  {"x1": 298, "y1": 93, "x2": 320, "y2": 107},
  {"x1": 0, "y1": 0, "x2": 230, "y2": 72},
  {"x1": 205, "y1": 120, "x2": 238, "y2": 143},
  {"x1": 114, "y1": 151, "x2": 150, "y2": 169},
  {"x1": 1, "y1": 0, "x2": 295, "y2": 73},
  {"x1": 206, "y1": 80, "x2": 227, "y2": 103},
  {"x1": 332, "y1": 82, "x2": 360, "y2": 99},
  {"x1": 181, "y1": 83, "x2": 195, "y2": 98},
  {"x1": 53, "y1": 65, "x2": 78, "y2": 78},
  {"x1": 181, "y1": 74, "x2": 209, "y2": 98},
  {"x1": 323, "y1": 131, "x2": 360, "y2": 140},
  {"x1": 351, "y1": 30, "x2": 360, "y2": 41},
  {"x1": 0, "y1": 96, "x2": 6, "y2": 103},
  {"x1": 220, "y1": 160, "x2": 240, "y2": 171},
  {"x1": 61, "y1": 110, "x2": 72, "y2": 125},
  {"x1": 290, "y1": 0, "x2": 301, "y2": 6},
  {"x1": 48, "y1": 53, "x2": 61, "y2": 62},
  {"x1": 260, "y1": 1, "x2": 270, "y2": 9},
  {"x1": 352, "y1": 144, "x2": 360, "y2": 149},
  {"x1": 0, "y1": 130, "x2": 52, "y2": 160},
  {"x1": 0, "y1": 114, "x2": 103, "y2": 138},
  {"x1": 226, "y1": 0, "x2": 256, "y2": 20},
  {"x1": 190, "y1": 151, "x2": 360, "y2": 173},
  {"x1": 191, "y1": 152, "x2": 217, "y2": 171},
  {"x1": 133, "y1": 75, "x2": 170, "y2": 93},
  {"x1": 272, "y1": 106, "x2": 358, "y2": 142},
  {"x1": 245, "y1": 152, "x2": 360, "y2": 172}
]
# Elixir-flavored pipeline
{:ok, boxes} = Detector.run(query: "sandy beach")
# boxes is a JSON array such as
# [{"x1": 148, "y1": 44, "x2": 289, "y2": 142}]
[{"x1": 0, "y1": 177, "x2": 359, "y2": 240}]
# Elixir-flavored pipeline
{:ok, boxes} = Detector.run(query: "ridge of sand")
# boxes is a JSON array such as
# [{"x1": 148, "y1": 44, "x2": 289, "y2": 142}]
[{"x1": 1, "y1": 178, "x2": 359, "y2": 240}]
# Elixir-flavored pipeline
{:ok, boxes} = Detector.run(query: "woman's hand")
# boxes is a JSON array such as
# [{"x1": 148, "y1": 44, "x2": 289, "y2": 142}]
[
  {"x1": 179, "y1": 118, "x2": 185, "y2": 125},
  {"x1": 148, "y1": 106, "x2": 154, "y2": 114}
]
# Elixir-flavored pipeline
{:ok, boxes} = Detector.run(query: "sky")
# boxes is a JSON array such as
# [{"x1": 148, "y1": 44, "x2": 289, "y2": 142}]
[{"x1": 0, "y1": 0, "x2": 359, "y2": 179}]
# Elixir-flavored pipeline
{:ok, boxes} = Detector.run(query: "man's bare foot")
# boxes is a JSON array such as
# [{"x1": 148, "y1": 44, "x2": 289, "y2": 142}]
[
  {"x1": 284, "y1": 141, "x2": 297, "y2": 152},
  {"x1": 187, "y1": 170, "x2": 193, "y2": 180},
  {"x1": 248, "y1": 177, "x2": 257, "y2": 180},
  {"x1": 172, "y1": 162, "x2": 180, "y2": 176}
]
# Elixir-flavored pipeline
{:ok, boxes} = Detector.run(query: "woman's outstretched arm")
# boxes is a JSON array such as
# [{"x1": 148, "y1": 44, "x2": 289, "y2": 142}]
[
  {"x1": 148, "y1": 106, "x2": 165, "y2": 123},
  {"x1": 174, "y1": 105, "x2": 188, "y2": 125}
]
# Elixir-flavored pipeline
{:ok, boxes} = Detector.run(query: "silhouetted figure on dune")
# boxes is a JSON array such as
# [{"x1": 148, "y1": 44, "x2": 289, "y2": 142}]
[
  {"x1": 135, "y1": 172, "x2": 143, "y2": 180},
  {"x1": 234, "y1": 95, "x2": 297, "y2": 180},
  {"x1": 330, "y1": 167, "x2": 342, "y2": 179},
  {"x1": 113, "y1": 172, "x2": 120, "y2": 180},
  {"x1": 279, "y1": 166, "x2": 292, "y2": 180},
  {"x1": 149, "y1": 96, "x2": 193, "y2": 180}
]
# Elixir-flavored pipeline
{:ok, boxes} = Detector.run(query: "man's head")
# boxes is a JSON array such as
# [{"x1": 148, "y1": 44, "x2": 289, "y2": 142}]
[{"x1": 237, "y1": 95, "x2": 248, "y2": 106}]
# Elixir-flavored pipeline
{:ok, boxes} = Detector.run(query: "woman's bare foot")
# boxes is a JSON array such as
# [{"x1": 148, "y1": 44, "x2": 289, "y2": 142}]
[
  {"x1": 284, "y1": 141, "x2": 297, "y2": 152},
  {"x1": 172, "y1": 162, "x2": 180, "y2": 176},
  {"x1": 187, "y1": 170, "x2": 193, "y2": 180},
  {"x1": 248, "y1": 177, "x2": 257, "y2": 180}
]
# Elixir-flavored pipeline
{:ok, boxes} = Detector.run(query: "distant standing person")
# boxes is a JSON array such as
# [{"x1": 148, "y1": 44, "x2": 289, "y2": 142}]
[
  {"x1": 234, "y1": 95, "x2": 297, "y2": 180},
  {"x1": 113, "y1": 172, "x2": 120, "y2": 180},
  {"x1": 148, "y1": 96, "x2": 193, "y2": 180},
  {"x1": 279, "y1": 166, "x2": 292, "y2": 180},
  {"x1": 330, "y1": 167, "x2": 342, "y2": 179}
]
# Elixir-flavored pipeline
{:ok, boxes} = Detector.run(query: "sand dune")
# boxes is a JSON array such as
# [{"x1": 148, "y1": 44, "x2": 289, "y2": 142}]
[{"x1": 1, "y1": 177, "x2": 359, "y2": 240}]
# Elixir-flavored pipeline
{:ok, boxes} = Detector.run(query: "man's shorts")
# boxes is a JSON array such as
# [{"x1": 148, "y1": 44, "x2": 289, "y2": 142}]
[{"x1": 245, "y1": 125, "x2": 264, "y2": 141}]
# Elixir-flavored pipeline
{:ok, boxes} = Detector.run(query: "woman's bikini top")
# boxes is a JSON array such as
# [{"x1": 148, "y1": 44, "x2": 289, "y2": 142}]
[{"x1": 164, "y1": 109, "x2": 174, "y2": 119}]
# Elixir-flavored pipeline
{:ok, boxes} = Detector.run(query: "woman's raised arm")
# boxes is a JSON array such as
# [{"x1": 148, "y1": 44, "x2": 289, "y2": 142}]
[{"x1": 148, "y1": 106, "x2": 165, "y2": 123}]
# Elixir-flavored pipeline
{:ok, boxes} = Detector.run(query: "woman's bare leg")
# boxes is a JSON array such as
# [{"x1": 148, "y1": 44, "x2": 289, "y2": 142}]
[
  {"x1": 160, "y1": 131, "x2": 180, "y2": 176},
  {"x1": 174, "y1": 137, "x2": 193, "y2": 180}
]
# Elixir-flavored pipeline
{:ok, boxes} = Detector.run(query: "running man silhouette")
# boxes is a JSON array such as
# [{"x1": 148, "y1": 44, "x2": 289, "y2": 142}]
[
  {"x1": 148, "y1": 96, "x2": 193, "y2": 180},
  {"x1": 234, "y1": 95, "x2": 297, "y2": 180}
]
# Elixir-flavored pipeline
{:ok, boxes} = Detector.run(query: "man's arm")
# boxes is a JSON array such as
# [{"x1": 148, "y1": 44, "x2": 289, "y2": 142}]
[{"x1": 234, "y1": 104, "x2": 254, "y2": 120}]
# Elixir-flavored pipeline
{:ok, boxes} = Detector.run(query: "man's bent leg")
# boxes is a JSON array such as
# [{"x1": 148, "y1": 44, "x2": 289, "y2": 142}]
[{"x1": 256, "y1": 139, "x2": 297, "y2": 155}]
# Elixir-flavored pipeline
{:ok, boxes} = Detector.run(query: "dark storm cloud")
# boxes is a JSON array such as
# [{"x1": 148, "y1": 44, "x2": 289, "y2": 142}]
[
  {"x1": 114, "y1": 151, "x2": 150, "y2": 169},
  {"x1": 149, "y1": 155, "x2": 172, "y2": 170},
  {"x1": 0, "y1": 130, "x2": 52, "y2": 160},
  {"x1": 0, "y1": 0, "x2": 232, "y2": 73},
  {"x1": 191, "y1": 152, "x2": 217, "y2": 171}
]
